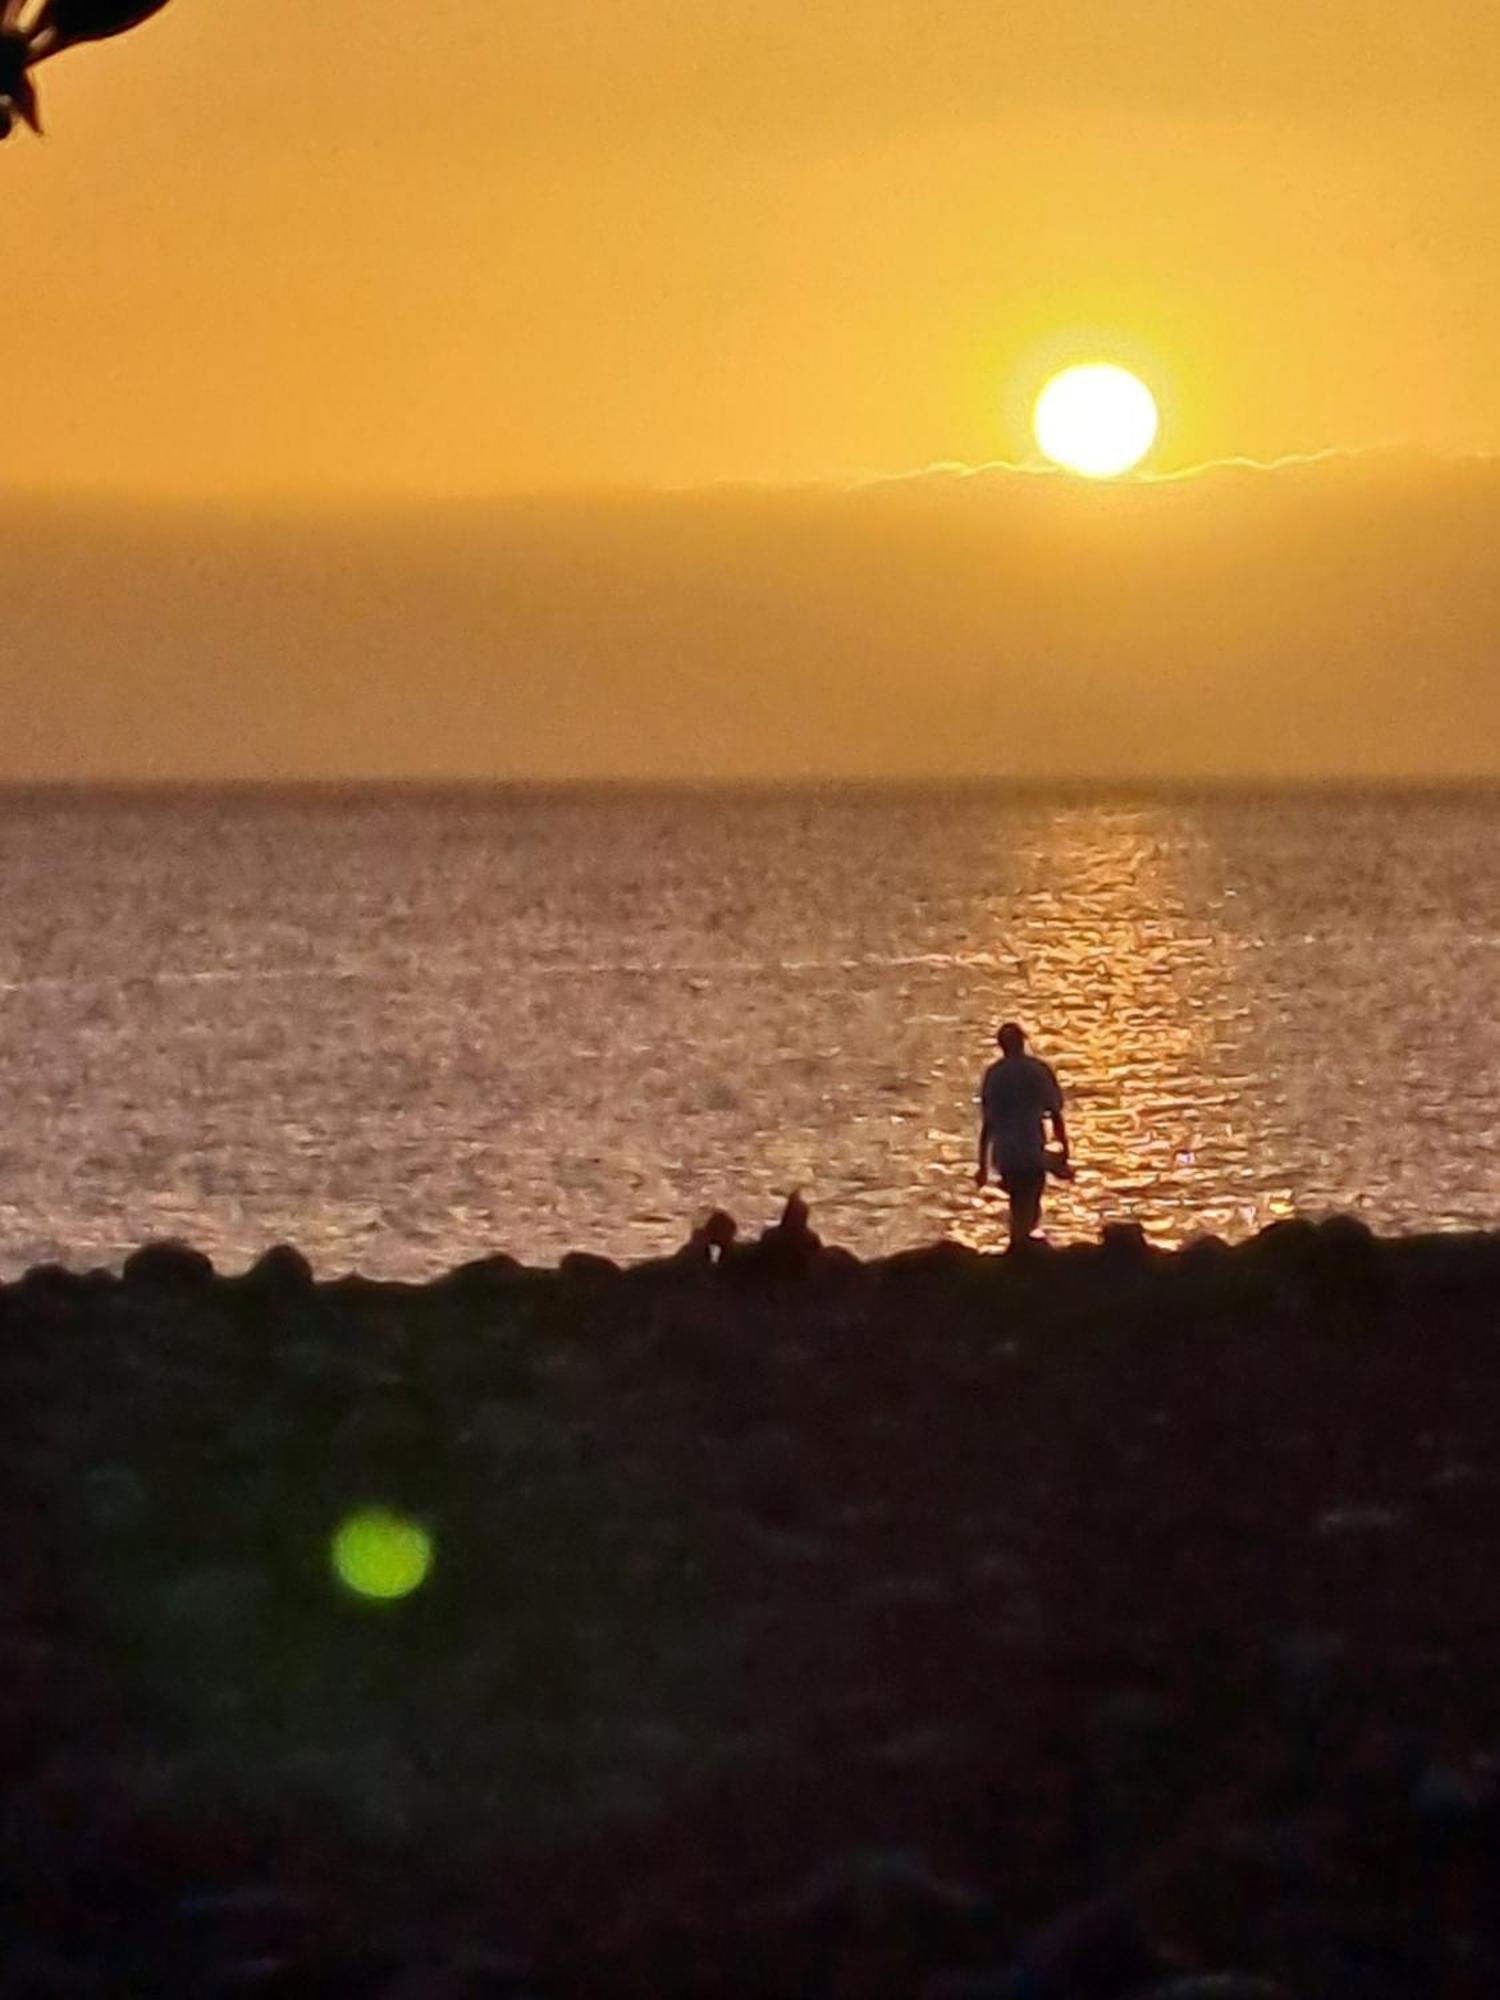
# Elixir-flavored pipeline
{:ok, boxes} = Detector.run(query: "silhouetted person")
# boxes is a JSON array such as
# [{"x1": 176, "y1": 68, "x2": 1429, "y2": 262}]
[
  {"x1": 976, "y1": 1021, "x2": 1068, "y2": 1251},
  {"x1": 751, "y1": 1188, "x2": 822, "y2": 1282}
]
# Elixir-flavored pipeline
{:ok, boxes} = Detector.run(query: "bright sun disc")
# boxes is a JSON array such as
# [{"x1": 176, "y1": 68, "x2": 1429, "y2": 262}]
[{"x1": 1033, "y1": 364, "x2": 1158, "y2": 478}]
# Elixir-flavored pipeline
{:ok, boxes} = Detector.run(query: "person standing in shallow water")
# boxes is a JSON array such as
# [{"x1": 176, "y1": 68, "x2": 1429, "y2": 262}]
[{"x1": 976, "y1": 1021, "x2": 1069, "y2": 1251}]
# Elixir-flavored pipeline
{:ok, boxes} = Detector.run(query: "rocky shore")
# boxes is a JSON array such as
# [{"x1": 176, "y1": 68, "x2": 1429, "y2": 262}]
[{"x1": 6, "y1": 1207, "x2": 1500, "y2": 1996}]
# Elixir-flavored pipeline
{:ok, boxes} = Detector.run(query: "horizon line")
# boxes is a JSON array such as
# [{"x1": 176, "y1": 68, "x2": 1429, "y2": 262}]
[
  {"x1": 1, "y1": 442, "x2": 1498, "y2": 514},
  {"x1": 5, "y1": 773, "x2": 1500, "y2": 797}
]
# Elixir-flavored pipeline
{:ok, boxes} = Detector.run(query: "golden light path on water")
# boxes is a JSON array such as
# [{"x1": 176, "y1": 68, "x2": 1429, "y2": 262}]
[{"x1": 943, "y1": 802, "x2": 1298, "y2": 1251}]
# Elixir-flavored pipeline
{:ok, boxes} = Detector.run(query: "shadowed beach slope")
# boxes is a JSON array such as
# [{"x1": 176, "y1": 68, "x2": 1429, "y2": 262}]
[{"x1": 6, "y1": 1209, "x2": 1500, "y2": 1994}]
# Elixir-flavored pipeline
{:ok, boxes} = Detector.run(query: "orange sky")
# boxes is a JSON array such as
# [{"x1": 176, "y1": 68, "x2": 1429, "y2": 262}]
[
  {"x1": 4, "y1": 4, "x2": 1499, "y2": 783},
  {"x1": 4, "y1": 0, "x2": 1500, "y2": 494}
]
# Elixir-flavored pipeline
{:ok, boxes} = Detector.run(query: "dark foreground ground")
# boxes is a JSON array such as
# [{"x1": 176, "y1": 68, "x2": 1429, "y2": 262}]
[{"x1": 5, "y1": 1208, "x2": 1500, "y2": 1998}]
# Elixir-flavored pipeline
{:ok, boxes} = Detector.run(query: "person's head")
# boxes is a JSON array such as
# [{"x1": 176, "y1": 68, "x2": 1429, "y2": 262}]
[{"x1": 997, "y1": 1021, "x2": 1027, "y2": 1057}]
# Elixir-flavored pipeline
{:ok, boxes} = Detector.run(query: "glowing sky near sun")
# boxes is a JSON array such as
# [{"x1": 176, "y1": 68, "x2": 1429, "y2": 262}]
[{"x1": 1, "y1": 0, "x2": 1498, "y2": 497}]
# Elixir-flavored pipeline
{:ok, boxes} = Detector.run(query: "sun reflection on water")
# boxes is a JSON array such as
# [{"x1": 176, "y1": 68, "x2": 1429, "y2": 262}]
[{"x1": 947, "y1": 802, "x2": 1296, "y2": 1252}]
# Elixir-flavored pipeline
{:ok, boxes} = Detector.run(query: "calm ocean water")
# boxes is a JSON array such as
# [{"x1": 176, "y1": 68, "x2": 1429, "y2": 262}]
[{"x1": 2, "y1": 784, "x2": 1498, "y2": 1277}]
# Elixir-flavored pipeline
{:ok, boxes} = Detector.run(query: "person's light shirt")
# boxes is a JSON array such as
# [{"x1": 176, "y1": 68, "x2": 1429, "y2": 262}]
[{"x1": 981, "y1": 1054, "x2": 1063, "y2": 1175}]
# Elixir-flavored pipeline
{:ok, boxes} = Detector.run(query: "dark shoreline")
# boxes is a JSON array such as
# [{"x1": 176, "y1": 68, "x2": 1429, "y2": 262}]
[{"x1": 6, "y1": 1210, "x2": 1500, "y2": 1996}]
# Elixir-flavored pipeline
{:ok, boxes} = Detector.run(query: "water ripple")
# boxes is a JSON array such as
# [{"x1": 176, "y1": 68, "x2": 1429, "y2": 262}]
[{"x1": 1, "y1": 786, "x2": 1497, "y2": 1275}]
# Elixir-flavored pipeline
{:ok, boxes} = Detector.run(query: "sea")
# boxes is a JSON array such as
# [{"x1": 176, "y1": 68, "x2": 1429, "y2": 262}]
[{"x1": 1, "y1": 783, "x2": 1498, "y2": 1278}]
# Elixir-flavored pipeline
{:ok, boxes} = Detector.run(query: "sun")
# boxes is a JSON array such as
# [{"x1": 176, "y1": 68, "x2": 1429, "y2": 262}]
[{"x1": 1033, "y1": 364, "x2": 1159, "y2": 478}]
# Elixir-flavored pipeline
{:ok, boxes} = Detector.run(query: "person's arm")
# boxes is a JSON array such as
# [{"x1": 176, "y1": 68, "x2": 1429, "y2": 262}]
[
  {"x1": 1048, "y1": 1069, "x2": 1068, "y2": 1160},
  {"x1": 976, "y1": 1080, "x2": 992, "y2": 1186}
]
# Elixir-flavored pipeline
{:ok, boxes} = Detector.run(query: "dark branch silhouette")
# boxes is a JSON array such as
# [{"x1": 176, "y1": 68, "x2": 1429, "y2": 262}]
[{"x1": 1, "y1": 0, "x2": 173, "y2": 139}]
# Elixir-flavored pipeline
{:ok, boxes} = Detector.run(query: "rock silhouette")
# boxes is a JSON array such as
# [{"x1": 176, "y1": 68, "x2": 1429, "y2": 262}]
[{"x1": 8, "y1": 1204, "x2": 1500, "y2": 1992}]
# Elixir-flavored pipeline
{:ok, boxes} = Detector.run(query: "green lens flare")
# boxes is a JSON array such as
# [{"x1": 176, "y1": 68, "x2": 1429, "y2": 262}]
[{"x1": 331, "y1": 1507, "x2": 434, "y2": 1601}]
